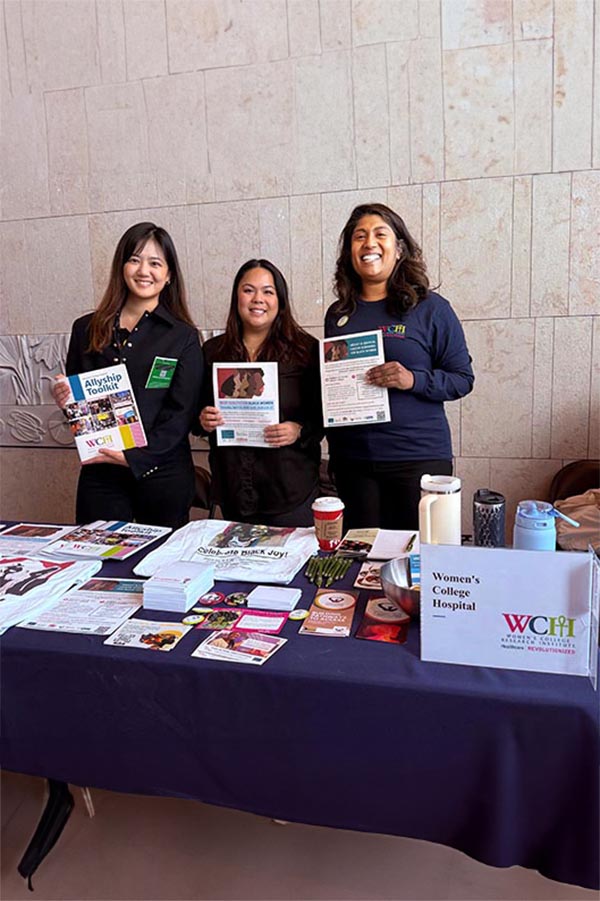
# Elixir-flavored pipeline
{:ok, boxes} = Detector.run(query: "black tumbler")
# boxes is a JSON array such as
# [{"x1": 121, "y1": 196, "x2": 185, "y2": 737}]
[{"x1": 473, "y1": 489, "x2": 506, "y2": 548}]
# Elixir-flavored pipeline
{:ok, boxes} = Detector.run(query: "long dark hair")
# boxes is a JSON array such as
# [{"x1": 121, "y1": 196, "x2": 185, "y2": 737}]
[
  {"x1": 87, "y1": 222, "x2": 194, "y2": 352},
  {"x1": 214, "y1": 259, "x2": 313, "y2": 365},
  {"x1": 332, "y1": 203, "x2": 430, "y2": 319}
]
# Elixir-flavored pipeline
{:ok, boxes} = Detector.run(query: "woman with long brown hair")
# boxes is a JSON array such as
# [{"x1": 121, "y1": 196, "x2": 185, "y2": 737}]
[
  {"x1": 200, "y1": 259, "x2": 322, "y2": 526},
  {"x1": 325, "y1": 203, "x2": 474, "y2": 530},
  {"x1": 53, "y1": 222, "x2": 203, "y2": 529}
]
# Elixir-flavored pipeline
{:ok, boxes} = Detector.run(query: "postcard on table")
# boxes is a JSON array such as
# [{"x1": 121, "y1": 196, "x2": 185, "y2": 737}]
[
  {"x1": 104, "y1": 619, "x2": 191, "y2": 651},
  {"x1": 354, "y1": 562, "x2": 383, "y2": 590},
  {"x1": 298, "y1": 589, "x2": 358, "y2": 638},
  {"x1": 212, "y1": 362, "x2": 279, "y2": 447},
  {"x1": 192, "y1": 629, "x2": 287, "y2": 665},
  {"x1": 61, "y1": 364, "x2": 146, "y2": 462},
  {"x1": 355, "y1": 597, "x2": 410, "y2": 644},
  {"x1": 320, "y1": 331, "x2": 390, "y2": 427}
]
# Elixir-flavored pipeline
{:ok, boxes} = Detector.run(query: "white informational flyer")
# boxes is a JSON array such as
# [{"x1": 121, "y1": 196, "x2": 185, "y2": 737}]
[
  {"x1": 104, "y1": 618, "x2": 192, "y2": 651},
  {"x1": 17, "y1": 577, "x2": 144, "y2": 635},
  {"x1": 212, "y1": 362, "x2": 279, "y2": 447},
  {"x1": 134, "y1": 519, "x2": 318, "y2": 584},
  {"x1": 320, "y1": 330, "x2": 391, "y2": 427},
  {"x1": 0, "y1": 556, "x2": 102, "y2": 634},
  {"x1": 420, "y1": 544, "x2": 597, "y2": 681},
  {"x1": 61, "y1": 364, "x2": 147, "y2": 462},
  {"x1": 0, "y1": 523, "x2": 76, "y2": 557}
]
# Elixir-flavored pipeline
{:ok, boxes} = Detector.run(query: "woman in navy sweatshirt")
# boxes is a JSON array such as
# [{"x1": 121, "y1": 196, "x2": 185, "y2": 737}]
[{"x1": 325, "y1": 203, "x2": 474, "y2": 530}]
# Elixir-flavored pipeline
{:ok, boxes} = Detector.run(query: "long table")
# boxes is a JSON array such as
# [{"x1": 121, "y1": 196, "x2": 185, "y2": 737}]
[{"x1": 1, "y1": 545, "x2": 598, "y2": 890}]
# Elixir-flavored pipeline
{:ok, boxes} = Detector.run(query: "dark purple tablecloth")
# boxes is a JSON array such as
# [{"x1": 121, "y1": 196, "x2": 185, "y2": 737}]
[{"x1": 1, "y1": 542, "x2": 598, "y2": 889}]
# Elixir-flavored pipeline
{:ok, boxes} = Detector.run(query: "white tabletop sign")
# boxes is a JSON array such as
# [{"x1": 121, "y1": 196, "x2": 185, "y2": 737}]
[{"x1": 420, "y1": 544, "x2": 597, "y2": 682}]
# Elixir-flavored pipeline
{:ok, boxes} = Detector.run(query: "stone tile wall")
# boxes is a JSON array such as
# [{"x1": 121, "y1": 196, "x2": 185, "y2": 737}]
[{"x1": 1, "y1": 0, "x2": 598, "y2": 531}]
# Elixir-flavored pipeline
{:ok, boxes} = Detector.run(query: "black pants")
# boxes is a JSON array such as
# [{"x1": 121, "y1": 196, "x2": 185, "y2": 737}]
[
  {"x1": 76, "y1": 456, "x2": 196, "y2": 530},
  {"x1": 331, "y1": 458, "x2": 453, "y2": 530},
  {"x1": 222, "y1": 486, "x2": 320, "y2": 528}
]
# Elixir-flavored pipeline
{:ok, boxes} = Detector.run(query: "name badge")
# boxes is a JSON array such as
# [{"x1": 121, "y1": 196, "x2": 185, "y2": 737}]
[{"x1": 146, "y1": 356, "x2": 178, "y2": 389}]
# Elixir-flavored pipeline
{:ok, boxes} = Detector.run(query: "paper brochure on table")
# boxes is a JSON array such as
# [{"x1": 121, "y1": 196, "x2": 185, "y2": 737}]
[
  {"x1": 134, "y1": 519, "x2": 318, "y2": 584},
  {"x1": 336, "y1": 528, "x2": 419, "y2": 560},
  {"x1": 419, "y1": 544, "x2": 597, "y2": 682},
  {"x1": 61, "y1": 364, "x2": 147, "y2": 462},
  {"x1": 0, "y1": 523, "x2": 76, "y2": 557},
  {"x1": 320, "y1": 330, "x2": 390, "y2": 427},
  {"x1": 45, "y1": 520, "x2": 171, "y2": 560},
  {"x1": 213, "y1": 362, "x2": 279, "y2": 447},
  {"x1": 17, "y1": 578, "x2": 144, "y2": 635}
]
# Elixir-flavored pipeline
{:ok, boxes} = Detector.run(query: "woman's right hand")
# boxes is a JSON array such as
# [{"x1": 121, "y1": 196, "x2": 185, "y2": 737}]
[
  {"x1": 199, "y1": 405, "x2": 224, "y2": 433},
  {"x1": 52, "y1": 375, "x2": 71, "y2": 410}
]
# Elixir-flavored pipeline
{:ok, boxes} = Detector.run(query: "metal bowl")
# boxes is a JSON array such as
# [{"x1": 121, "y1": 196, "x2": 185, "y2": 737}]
[{"x1": 380, "y1": 558, "x2": 421, "y2": 619}]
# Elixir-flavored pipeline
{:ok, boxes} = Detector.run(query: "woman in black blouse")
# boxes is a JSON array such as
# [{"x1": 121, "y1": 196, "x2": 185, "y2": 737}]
[
  {"x1": 53, "y1": 222, "x2": 203, "y2": 529},
  {"x1": 200, "y1": 259, "x2": 322, "y2": 527}
]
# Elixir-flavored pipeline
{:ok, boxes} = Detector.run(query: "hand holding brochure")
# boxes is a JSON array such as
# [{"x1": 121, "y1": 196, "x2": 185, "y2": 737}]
[
  {"x1": 213, "y1": 362, "x2": 279, "y2": 447},
  {"x1": 320, "y1": 331, "x2": 390, "y2": 427},
  {"x1": 61, "y1": 364, "x2": 146, "y2": 462}
]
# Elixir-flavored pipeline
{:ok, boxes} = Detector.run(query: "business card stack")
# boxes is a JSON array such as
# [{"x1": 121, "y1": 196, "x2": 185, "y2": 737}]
[
  {"x1": 245, "y1": 585, "x2": 302, "y2": 612},
  {"x1": 143, "y1": 562, "x2": 214, "y2": 614}
]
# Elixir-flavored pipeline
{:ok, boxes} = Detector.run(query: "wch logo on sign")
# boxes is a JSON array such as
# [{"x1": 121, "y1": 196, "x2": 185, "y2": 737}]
[{"x1": 502, "y1": 613, "x2": 576, "y2": 638}]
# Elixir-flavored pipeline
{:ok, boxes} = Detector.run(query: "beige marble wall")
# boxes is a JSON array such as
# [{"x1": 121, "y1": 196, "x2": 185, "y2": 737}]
[{"x1": 1, "y1": 0, "x2": 598, "y2": 532}]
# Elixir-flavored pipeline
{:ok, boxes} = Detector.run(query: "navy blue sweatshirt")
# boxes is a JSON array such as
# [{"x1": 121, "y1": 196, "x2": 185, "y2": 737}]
[{"x1": 324, "y1": 292, "x2": 474, "y2": 462}]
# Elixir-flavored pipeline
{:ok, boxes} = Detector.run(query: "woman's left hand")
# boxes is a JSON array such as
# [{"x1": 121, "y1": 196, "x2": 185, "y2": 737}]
[
  {"x1": 263, "y1": 421, "x2": 302, "y2": 447},
  {"x1": 91, "y1": 448, "x2": 129, "y2": 466},
  {"x1": 366, "y1": 361, "x2": 415, "y2": 391}
]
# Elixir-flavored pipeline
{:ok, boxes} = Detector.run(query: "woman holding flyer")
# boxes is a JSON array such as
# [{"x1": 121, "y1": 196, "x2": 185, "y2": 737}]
[
  {"x1": 325, "y1": 203, "x2": 474, "y2": 530},
  {"x1": 200, "y1": 259, "x2": 322, "y2": 526},
  {"x1": 53, "y1": 222, "x2": 203, "y2": 529}
]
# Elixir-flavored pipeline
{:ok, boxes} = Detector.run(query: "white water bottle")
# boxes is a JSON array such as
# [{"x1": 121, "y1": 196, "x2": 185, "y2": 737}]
[{"x1": 418, "y1": 475, "x2": 462, "y2": 546}]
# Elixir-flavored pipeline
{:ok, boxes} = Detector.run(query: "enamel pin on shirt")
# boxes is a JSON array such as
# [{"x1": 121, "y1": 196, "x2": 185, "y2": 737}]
[{"x1": 336, "y1": 315, "x2": 349, "y2": 327}]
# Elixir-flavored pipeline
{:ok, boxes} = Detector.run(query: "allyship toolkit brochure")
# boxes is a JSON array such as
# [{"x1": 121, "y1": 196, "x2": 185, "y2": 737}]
[
  {"x1": 45, "y1": 520, "x2": 171, "y2": 561},
  {"x1": 299, "y1": 588, "x2": 358, "y2": 638},
  {"x1": 60, "y1": 364, "x2": 146, "y2": 462}
]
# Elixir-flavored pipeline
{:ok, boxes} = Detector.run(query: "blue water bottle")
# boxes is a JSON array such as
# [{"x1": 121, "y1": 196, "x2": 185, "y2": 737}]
[{"x1": 512, "y1": 500, "x2": 580, "y2": 551}]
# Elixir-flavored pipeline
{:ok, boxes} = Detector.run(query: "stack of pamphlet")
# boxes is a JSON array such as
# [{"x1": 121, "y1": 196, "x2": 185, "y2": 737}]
[
  {"x1": 245, "y1": 585, "x2": 302, "y2": 612},
  {"x1": 143, "y1": 561, "x2": 214, "y2": 613}
]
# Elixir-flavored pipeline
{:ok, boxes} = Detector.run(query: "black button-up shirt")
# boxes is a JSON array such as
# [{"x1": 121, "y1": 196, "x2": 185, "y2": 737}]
[{"x1": 66, "y1": 305, "x2": 203, "y2": 480}]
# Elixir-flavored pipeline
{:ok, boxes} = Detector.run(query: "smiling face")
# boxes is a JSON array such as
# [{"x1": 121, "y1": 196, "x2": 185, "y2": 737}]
[
  {"x1": 350, "y1": 214, "x2": 402, "y2": 295},
  {"x1": 122, "y1": 238, "x2": 170, "y2": 307},
  {"x1": 236, "y1": 267, "x2": 279, "y2": 336}
]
